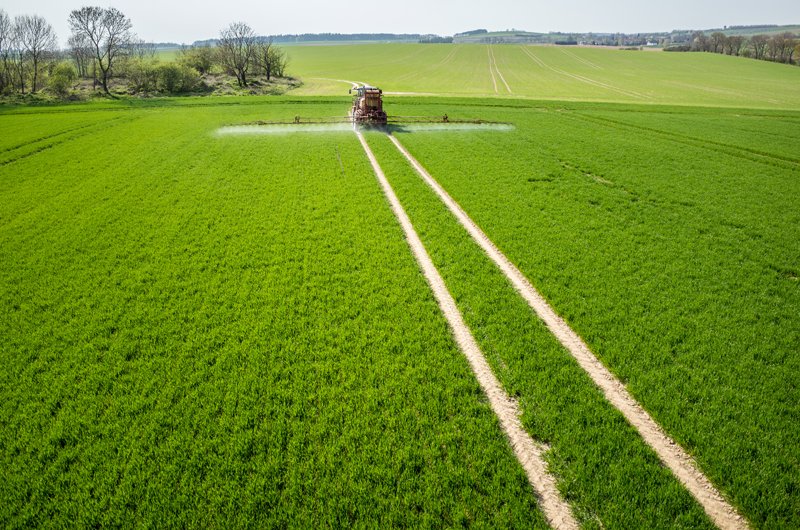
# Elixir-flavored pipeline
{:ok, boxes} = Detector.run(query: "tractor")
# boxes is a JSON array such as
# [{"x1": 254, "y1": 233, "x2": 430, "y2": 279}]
[{"x1": 350, "y1": 86, "x2": 388, "y2": 126}]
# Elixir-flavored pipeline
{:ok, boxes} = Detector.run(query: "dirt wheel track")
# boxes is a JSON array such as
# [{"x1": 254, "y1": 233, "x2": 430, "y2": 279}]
[
  {"x1": 387, "y1": 133, "x2": 749, "y2": 530},
  {"x1": 356, "y1": 130, "x2": 578, "y2": 530}
]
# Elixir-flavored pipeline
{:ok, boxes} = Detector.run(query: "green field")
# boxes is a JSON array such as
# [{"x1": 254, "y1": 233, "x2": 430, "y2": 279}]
[
  {"x1": 1, "y1": 44, "x2": 799, "y2": 527},
  {"x1": 715, "y1": 25, "x2": 800, "y2": 37},
  {"x1": 375, "y1": 99, "x2": 800, "y2": 527},
  {"x1": 287, "y1": 43, "x2": 800, "y2": 108}
]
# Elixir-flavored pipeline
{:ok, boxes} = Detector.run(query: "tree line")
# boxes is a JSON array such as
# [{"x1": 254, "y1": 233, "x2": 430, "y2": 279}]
[
  {"x1": 0, "y1": 7, "x2": 287, "y2": 98},
  {"x1": 667, "y1": 31, "x2": 799, "y2": 65}
]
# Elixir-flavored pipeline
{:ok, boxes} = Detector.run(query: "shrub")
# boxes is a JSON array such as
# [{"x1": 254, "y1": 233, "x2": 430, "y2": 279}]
[
  {"x1": 178, "y1": 46, "x2": 216, "y2": 75},
  {"x1": 157, "y1": 63, "x2": 199, "y2": 93},
  {"x1": 127, "y1": 59, "x2": 159, "y2": 93},
  {"x1": 48, "y1": 62, "x2": 78, "y2": 97}
]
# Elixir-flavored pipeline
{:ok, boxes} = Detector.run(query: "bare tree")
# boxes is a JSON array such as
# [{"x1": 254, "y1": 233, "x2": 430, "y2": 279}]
[
  {"x1": 728, "y1": 35, "x2": 747, "y2": 56},
  {"x1": 0, "y1": 10, "x2": 12, "y2": 92},
  {"x1": 766, "y1": 35, "x2": 781, "y2": 61},
  {"x1": 218, "y1": 22, "x2": 256, "y2": 87},
  {"x1": 773, "y1": 33, "x2": 797, "y2": 64},
  {"x1": 710, "y1": 32, "x2": 726, "y2": 54},
  {"x1": 725, "y1": 36, "x2": 746, "y2": 56},
  {"x1": 68, "y1": 7, "x2": 133, "y2": 94},
  {"x1": 129, "y1": 37, "x2": 156, "y2": 60},
  {"x1": 749, "y1": 34, "x2": 768, "y2": 60},
  {"x1": 252, "y1": 38, "x2": 288, "y2": 81},
  {"x1": 15, "y1": 14, "x2": 57, "y2": 92},
  {"x1": 253, "y1": 38, "x2": 273, "y2": 79},
  {"x1": 691, "y1": 31, "x2": 709, "y2": 52},
  {"x1": 9, "y1": 18, "x2": 28, "y2": 93},
  {"x1": 68, "y1": 33, "x2": 93, "y2": 78},
  {"x1": 267, "y1": 45, "x2": 287, "y2": 78}
]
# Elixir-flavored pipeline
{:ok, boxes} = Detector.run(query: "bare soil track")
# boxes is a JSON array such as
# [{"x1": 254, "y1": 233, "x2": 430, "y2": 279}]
[
  {"x1": 387, "y1": 133, "x2": 749, "y2": 530},
  {"x1": 489, "y1": 46, "x2": 513, "y2": 94},
  {"x1": 356, "y1": 130, "x2": 578, "y2": 530}
]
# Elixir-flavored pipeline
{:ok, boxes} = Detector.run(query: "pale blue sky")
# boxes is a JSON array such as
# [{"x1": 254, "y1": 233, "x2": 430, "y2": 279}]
[{"x1": 2, "y1": 0, "x2": 797, "y2": 46}]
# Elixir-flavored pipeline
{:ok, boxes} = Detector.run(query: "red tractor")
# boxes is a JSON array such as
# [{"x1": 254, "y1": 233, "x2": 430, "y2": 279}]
[{"x1": 350, "y1": 86, "x2": 388, "y2": 126}]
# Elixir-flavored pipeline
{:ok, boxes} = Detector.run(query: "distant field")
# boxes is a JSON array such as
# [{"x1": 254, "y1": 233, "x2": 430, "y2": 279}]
[
  {"x1": 2, "y1": 42, "x2": 799, "y2": 528},
  {"x1": 155, "y1": 48, "x2": 181, "y2": 61},
  {"x1": 287, "y1": 43, "x2": 800, "y2": 108},
  {"x1": 716, "y1": 25, "x2": 800, "y2": 37}
]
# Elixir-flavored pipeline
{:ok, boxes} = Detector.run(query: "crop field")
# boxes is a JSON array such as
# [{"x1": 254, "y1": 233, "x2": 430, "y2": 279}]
[
  {"x1": 1, "y1": 100, "x2": 556, "y2": 527},
  {"x1": 288, "y1": 43, "x2": 800, "y2": 108},
  {"x1": 371, "y1": 99, "x2": 800, "y2": 527},
  {"x1": 1, "y1": 45, "x2": 799, "y2": 528}
]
